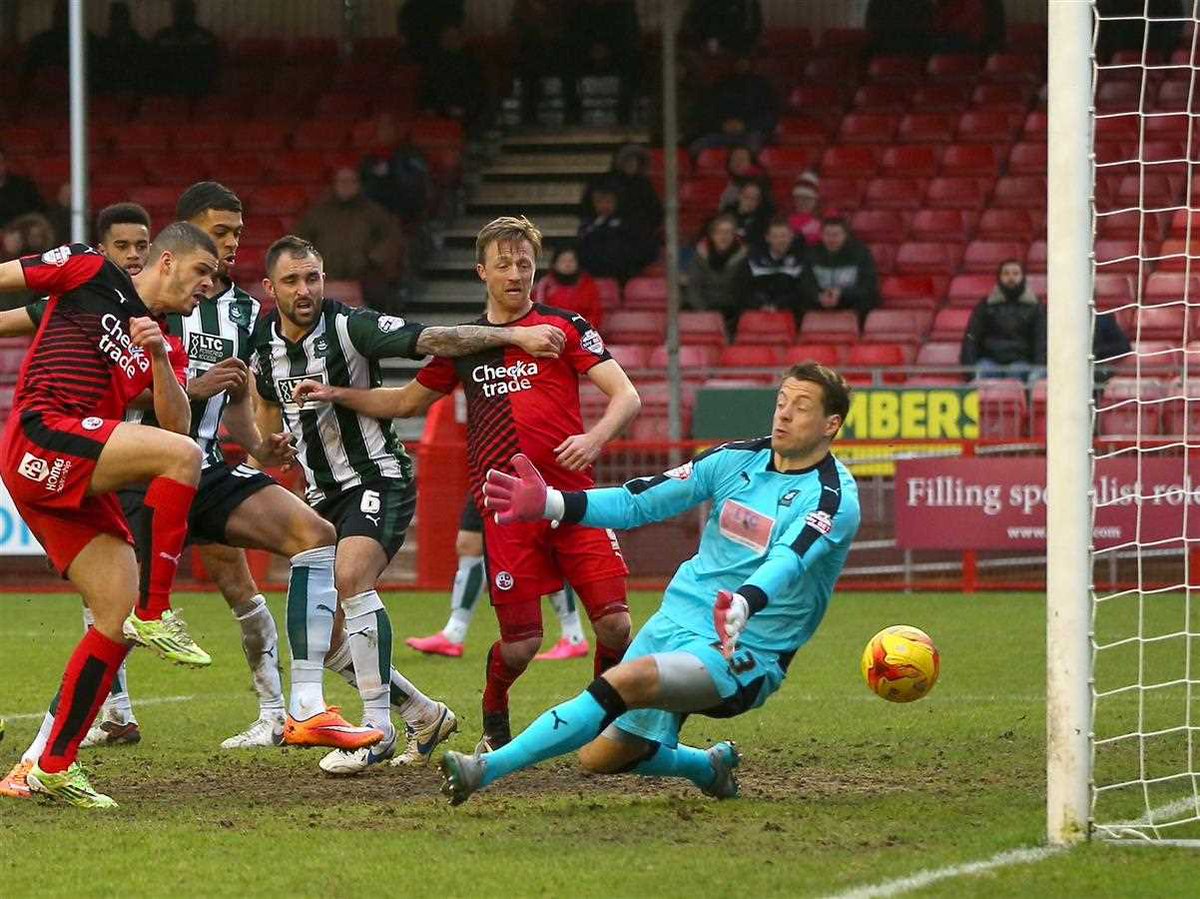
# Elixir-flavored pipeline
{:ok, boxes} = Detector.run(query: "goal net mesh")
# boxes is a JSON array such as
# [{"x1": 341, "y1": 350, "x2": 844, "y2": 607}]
[{"x1": 1089, "y1": 1, "x2": 1200, "y2": 843}]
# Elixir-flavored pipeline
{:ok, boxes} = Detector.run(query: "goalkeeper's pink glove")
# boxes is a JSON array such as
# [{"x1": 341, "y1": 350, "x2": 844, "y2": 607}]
[
  {"x1": 714, "y1": 590, "x2": 749, "y2": 660},
  {"x1": 484, "y1": 453, "x2": 562, "y2": 524}
]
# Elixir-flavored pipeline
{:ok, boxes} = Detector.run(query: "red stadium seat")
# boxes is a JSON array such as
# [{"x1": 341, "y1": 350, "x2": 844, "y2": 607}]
[
  {"x1": 246, "y1": 185, "x2": 310, "y2": 217},
  {"x1": 783, "y1": 343, "x2": 843, "y2": 367},
  {"x1": 111, "y1": 123, "x2": 171, "y2": 153},
  {"x1": 853, "y1": 84, "x2": 911, "y2": 112},
  {"x1": 694, "y1": 148, "x2": 730, "y2": 174},
  {"x1": 798, "y1": 310, "x2": 859, "y2": 344},
  {"x1": 897, "y1": 113, "x2": 957, "y2": 143},
  {"x1": 976, "y1": 208, "x2": 1038, "y2": 241},
  {"x1": 925, "y1": 176, "x2": 990, "y2": 210},
  {"x1": 930, "y1": 307, "x2": 974, "y2": 340},
  {"x1": 622, "y1": 277, "x2": 668, "y2": 310},
  {"x1": 679, "y1": 177, "x2": 725, "y2": 209},
  {"x1": 142, "y1": 153, "x2": 211, "y2": 186},
  {"x1": 788, "y1": 84, "x2": 848, "y2": 116},
  {"x1": 678, "y1": 311, "x2": 728, "y2": 347},
  {"x1": 719, "y1": 345, "x2": 785, "y2": 375},
  {"x1": 1153, "y1": 237, "x2": 1200, "y2": 271},
  {"x1": 735, "y1": 310, "x2": 797, "y2": 346},
  {"x1": 816, "y1": 176, "x2": 866, "y2": 210},
  {"x1": 1094, "y1": 273, "x2": 1135, "y2": 309},
  {"x1": 850, "y1": 209, "x2": 907, "y2": 243},
  {"x1": 983, "y1": 53, "x2": 1042, "y2": 83},
  {"x1": 1025, "y1": 239, "x2": 1047, "y2": 272},
  {"x1": 1097, "y1": 377, "x2": 1167, "y2": 436},
  {"x1": 266, "y1": 150, "x2": 333, "y2": 184},
  {"x1": 838, "y1": 113, "x2": 899, "y2": 143},
  {"x1": 230, "y1": 120, "x2": 289, "y2": 153},
  {"x1": 171, "y1": 122, "x2": 229, "y2": 153},
  {"x1": 870, "y1": 242, "x2": 897, "y2": 275},
  {"x1": 774, "y1": 116, "x2": 830, "y2": 145},
  {"x1": 926, "y1": 53, "x2": 982, "y2": 81},
  {"x1": 956, "y1": 110, "x2": 1022, "y2": 142},
  {"x1": 127, "y1": 185, "x2": 179, "y2": 212},
  {"x1": 93, "y1": 156, "x2": 150, "y2": 188},
  {"x1": 895, "y1": 241, "x2": 963, "y2": 275},
  {"x1": 604, "y1": 343, "x2": 653, "y2": 370},
  {"x1": 975, "y1": 379, "x2": 1029, "y2": 438},
  {"x1": 864, "y1": 177, "x2": 926, "y2": 210},
  {"x1": 1095, "y1": 80, "x2": 1143, "y2": 113},
  {"x1": 915, "y1": 341, "x2": 964, "y2": 367},
  {"x1": 4, "y1": 126, "x2": 50, "y2": 155},
  {"x1": 649, "y1": 344, "x2": 719, "y2": 370},
  {"x1": 1144, "y1": 272, "x2": 1200, "y2": 305},
  {"x1": 820, "y1": 145, "x2": 880, "y2": 178},
  {"x1": 757, "y1": 146, "x2": 817, "y2": 177},
  {"x1": 947, "y1": 273, "x2": 995, "y2": 307},
  {"x1": 324, "y1": 280, "x2": 365, "y2": 308},
  {"x1": 941, "y1": 143, "x2": 1001, "y2": 176},
  {"x1": 1124, "y1": 305, "x2": 1187, "y2": 341},
  {"x1": 867, "y1": 55, "x2": 924, "y2": 83},
  {"x1": 963, "y1": 239, "x2": 1028, "y2": 273},
  {"x1": 862, "y1": 309, "x2": 930, "y2": 343},
  {"x1": 804, "y1": 54, "x2": 862, "y2": 86},
  {"x1": 972, "y1": 83, "x2": 1035, "y2": 107},
  {"x1": 909, "y1": 209, "x2": 975, "y2": 241},
  {"x1": 819, "y1": 27, "x2": 870, "y2": 51},
  {"x1": 1023, "y1": 110, "x2": 1048, "y2": 140},
  {"x1": 913, "y1": 84, "x2": 972, "y2": 112},
  {"x1": 292, "y1": 120, "x2": 352, "y2": 151},
  {"x1": 879, "y1": 144, "x2": 940, "y2": 178},
  {"x1": 880, "y1": 274, "x2": 940, "y2": 310},
  {"x1": 1163, "y1": 376, "x2": 1200, "y2": 436},
  {"x1": 1093, "y1": 238, "x2": 1143, "y2": 274},
  {"x1": 409, "y1": 117, "x2": 465, "y2": 149},
  {"x1": 594, "y1": 278, "x2": 621, "y2": 312},
  {"x1": 606, "y1": 311, "x2": 665, "y2": 344},
  {"x1": 846, "y1": 343, "x2": 910, "y2": 382},
  {"x1": 991, "y1": 176, "x2": 1046, "y2": 209}
]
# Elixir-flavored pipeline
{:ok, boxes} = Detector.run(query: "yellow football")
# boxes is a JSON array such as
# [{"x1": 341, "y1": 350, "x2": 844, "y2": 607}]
[{"x1": 861, "y1": 625, "x2": 940, "y2": 703}]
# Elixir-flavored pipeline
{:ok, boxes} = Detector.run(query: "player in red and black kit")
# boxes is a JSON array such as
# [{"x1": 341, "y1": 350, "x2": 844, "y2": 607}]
[
  {"x1": 294, "y1": 215, "x2": 642, "y2": 749},
  {"x1": 0, "y1": 223, "x2": 219, "y2": 807}
]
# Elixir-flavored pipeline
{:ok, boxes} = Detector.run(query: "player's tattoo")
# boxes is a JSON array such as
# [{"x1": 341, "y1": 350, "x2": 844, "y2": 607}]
[{"x1": 414, "y1": 325, "x2": 519, "y2": 357}]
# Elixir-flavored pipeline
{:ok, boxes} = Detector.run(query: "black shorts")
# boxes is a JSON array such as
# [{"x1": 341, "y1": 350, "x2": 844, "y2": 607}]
[
  {"x1": 459, "y1": 494, "x2": 483, "y2": 533},
  {"x1": 315, "y1": 479, "x2": 416, "y2": 561},
  {"x1": 120, "y1": 461, "x2": 277, "y2": 554}
]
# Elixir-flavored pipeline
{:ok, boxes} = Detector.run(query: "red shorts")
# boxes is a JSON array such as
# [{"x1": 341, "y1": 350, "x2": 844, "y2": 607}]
[
  {"x1": 483, "y1": 516, "x2": 629, "y2": 640},
  {"x1": 0, "y1": 411, "x2": 132, "y2": 573}
]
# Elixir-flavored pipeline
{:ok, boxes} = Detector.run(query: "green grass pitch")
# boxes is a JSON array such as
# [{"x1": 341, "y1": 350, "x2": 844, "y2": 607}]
[{"x1": 1, "y1": 590, "x2": 1197, "y2": 897}]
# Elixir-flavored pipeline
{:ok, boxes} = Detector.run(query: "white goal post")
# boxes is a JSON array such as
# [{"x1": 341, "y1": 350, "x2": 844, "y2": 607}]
[{"x1": 1049, "y1": 0, "x2": 1200, "y2": 847}]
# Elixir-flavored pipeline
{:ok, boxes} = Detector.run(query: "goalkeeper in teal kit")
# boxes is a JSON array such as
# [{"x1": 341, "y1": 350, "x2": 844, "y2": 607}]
[{"x1": 440, "y1": 362, "x2": 861, "y2": 804}]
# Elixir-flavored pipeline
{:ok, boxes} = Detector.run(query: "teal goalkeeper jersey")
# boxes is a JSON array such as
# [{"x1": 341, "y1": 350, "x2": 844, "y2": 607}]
[{"x1": 562, "y1": 438, "x2": 860, "y2": 655}]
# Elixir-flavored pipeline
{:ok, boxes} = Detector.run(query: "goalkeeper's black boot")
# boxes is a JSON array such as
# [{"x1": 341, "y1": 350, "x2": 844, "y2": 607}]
[{"x1": 475, "y1": 711, "x2": 511, "y2": 754}]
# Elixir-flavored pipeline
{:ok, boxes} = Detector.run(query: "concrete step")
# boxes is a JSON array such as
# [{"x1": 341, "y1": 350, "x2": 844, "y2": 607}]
[
  {"x1": 468, "y1": 180, "x2": 587, "y2": 208},
  {"x1": 499, "y1": 129, "x2": 649, "y2": 152},
  {"x1": 441, "y1": 213, "x2": 579, "y2": 245},
  {"x1": 483, "y1": 152, "x2": 612, "y2": 178}
]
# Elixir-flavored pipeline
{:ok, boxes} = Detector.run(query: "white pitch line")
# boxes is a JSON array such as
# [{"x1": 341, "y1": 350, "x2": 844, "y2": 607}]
[
  {"x1": 3, "y1": 694, "x2": 194, "y2": 721},
  {"x1": 820, "y1": 846, "x2": 1065, "y2": 899}
]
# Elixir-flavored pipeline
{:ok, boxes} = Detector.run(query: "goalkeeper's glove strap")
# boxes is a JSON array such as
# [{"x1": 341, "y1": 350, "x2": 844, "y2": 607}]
[
  {"x1": 737, "y1": 584, "x2": 769, "y2": 615},
  {"x1": 561, "y1": 491, "x2": 588, "y2": 524}
]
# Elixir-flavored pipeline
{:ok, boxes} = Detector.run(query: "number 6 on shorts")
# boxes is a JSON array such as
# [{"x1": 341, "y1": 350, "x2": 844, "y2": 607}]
[{"x1": 360, "y1": 490, "x2": 381, "y2": 515}]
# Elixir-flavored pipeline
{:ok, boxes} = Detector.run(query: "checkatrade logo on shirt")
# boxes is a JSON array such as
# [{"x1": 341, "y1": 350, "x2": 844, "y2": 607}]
[{"x1": 472, "y1": 360, "x2": 540, "y2": 397}]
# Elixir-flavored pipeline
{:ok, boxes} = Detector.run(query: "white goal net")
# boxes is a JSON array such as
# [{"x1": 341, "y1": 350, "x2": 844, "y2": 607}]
[{"x1": 1087, "y1": 0, "x2": 1200, "y2": 845}]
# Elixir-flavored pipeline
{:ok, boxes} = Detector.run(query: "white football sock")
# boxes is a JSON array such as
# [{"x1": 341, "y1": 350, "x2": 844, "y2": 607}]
[
  {"x1": 342, "y1": 590, "x2": 394, "y2": 731},
  {"x1": 442, "y1": 554, "x2": 484, "y2": 644},
  {"x1": 233, "y1": 594, "x2": 285, "y2": 716},
  {"x1": 285, "y1": 546, "x2": 337, "y2": 719},
  {"x1": 549, "y1": 586, "x2": 586, "y2": 645},
  {"x1": 23, "y1": 709, "x2": 56, "y2": 765}
]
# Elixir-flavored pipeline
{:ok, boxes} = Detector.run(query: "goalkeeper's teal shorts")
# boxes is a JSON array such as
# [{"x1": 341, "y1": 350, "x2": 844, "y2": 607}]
[{"x1": 611, "y1": 610, "x2": 787, "y2": 748}]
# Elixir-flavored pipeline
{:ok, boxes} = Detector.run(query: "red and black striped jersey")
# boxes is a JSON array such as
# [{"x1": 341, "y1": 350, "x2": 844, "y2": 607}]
[
  {"x1": 15, "y1": 244, "x2": 187, "y2": 420},
  {"x1": 416, "y1": 304, "x2": 612, "y2": 510}
]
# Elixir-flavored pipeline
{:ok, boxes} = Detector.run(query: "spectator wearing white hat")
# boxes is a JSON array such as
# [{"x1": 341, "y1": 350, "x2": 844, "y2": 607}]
[{"x1": 787, "y1": 171, "x2": 822, "y2": 247}]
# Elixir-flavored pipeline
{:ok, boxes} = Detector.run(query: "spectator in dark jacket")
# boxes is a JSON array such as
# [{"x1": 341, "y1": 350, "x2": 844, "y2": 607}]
[
  {"x1": 718, "y1": 145, "x2": 772, "y2": 211},
  {"x1": 960, "y1": 259, "x2": 1047, "y2": 382},
  {"x1": 581, "y1": 145, "x2": 663, "y2": 247},
  {"x1": 684, "y1": 213, "x2": 749, "y2": 333},
  {"x1": 151, "y1": 0, "x2": 218, "y2": 97},
  {"x1": 691, "y1": 56, "x2": 778, "y2": 153},
  {"x1": 398, "y1": 0, "x2": 466, "y2": 65},
  {"x1": 97, "y1": 2, "x2": 151, "y2": 95},
  {"x1": 743, "y1": 217, "x2": 809, "y2": 319},
  {"x1": 722, "y1": 181, "x2": 771, "y2": 249},
  {"x1": 419, "y1": 25, "x2": 485, "y2": 125},
  {"x1": 577, "y1": 181, "x2": 655, "y2": 280},
  {"x1": 359, "y1": 114, "x2": 435, "y2": 226},
  {"x1": 0, "y1": 150, "x2": 44, "y2": 229},
  {"x1": 683, "y1": 0, "x2": 763, "y2": 56},
  {"x1": 532, "y1": 244, "x2": 605, "y2": 328},
  {"x1": 806, "y1": 217, "x2": 880, "y2": 322},
  {"x1": 1093, "y1": 312, "x2": 1132, "y2": 383}
]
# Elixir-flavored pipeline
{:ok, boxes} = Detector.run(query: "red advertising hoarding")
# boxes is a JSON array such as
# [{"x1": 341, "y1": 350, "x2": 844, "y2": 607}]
[{"x1": 894, "y1": 456, "x2": 1200, "y2": 550}]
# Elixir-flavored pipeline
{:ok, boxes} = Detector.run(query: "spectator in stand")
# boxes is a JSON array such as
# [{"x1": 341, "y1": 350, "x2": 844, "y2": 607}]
[
  {"x1": 22, "y1": 0, "x2": 100, "y2": 85},
  {"x1": 722, "y1": 180, "x2": 771, "y2": 249},
  {"x1": 296, "y1": 167, "x2": 408, "y2": 315},
  {"x1": 581, "y1": 144, "x2": 663, "y2": 249},
  {"x1": 1, "y1": 212, "x2": 56, "y2": 263},
  {"x1": 44, "y1": 182, "x2": 72, "y2": 245},
  {"x1": 359, "y1": 114, "x2": 435, "y2": 228},
  {"x1": 510, "y1": 0, "x2": 570, "y2": 126},
  {"x1": 865, "y1": 0, "x2": 935, "y2": 56},
  {"x1": 419, "y1": 25, "x2": 486, "y2": 126},
  {"x1": 1093, "y1": 314, "x2": 1132, "y2": 384},
  {"x1": 806, "y1": 216, "x2": 880, "y2": 323},
  {"x1": 682, "y1": 0, "x2": 764, "y2": 57},
  {"x1": 959, "y1": 259, "x2": 1047, "y2": 382},
  {"x1": 931, "y1": 0, "x2": 1006, "y2": 53},
  {"x1": 0, "y1": 150, "x2": 44, "y2": 229},
  {"x1": 718, "y1": 146, "x2": 771, "y2": 211},
  {"x1": 577, "y1": 180, "x2": 656, "y2": 281},
  {"x1": 532, "y1": 244, "x2": 604, "y2": 328},
  {"x1": 564, "y1": 0, "x2": 641, "y2": 125},
  {"x1": 97, "y1": 2, "x2": 151, "y2": 95},
  {"x1": 690, "y1": 56, "x2": 778, "y2": 154},
  {"x1": 151, "y1": 0, "x2": 218, "y2": 97},
  {"x1": 787, "y1": 171, "x2": 822, "y2": 247},
  {"x1": 684, "y1": 213, "x2": 749, "y2": 333},
  {"x1": 398, "y1": 0, "x2": 466, "y2": 65},
  {"x1": 743, "y1": 217, "x2": 810, "y2": 321}
]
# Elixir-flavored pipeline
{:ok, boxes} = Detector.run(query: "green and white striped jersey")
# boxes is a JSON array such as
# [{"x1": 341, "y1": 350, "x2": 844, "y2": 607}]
[
  {"x1": 127, "y1": 282, "x2": 260, "y2": 469},
  {"x1": 251, "y1": 301, "x2": 425, "y2": 505},
  {"x1": 25, "y1": 281, "x2": 259, "y2": 470}
]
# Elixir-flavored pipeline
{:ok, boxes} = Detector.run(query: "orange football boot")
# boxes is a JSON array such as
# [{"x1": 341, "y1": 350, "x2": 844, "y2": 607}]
[
  {"x1": 283, "y1": 707, "x2": 384, "y2": 750},
  {"x1": 0, "y1": 760, "x2": 33, "y2": 799}
]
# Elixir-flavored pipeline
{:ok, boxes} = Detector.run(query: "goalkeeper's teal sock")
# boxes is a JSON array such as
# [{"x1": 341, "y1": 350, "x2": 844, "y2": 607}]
[
  {"x1": 632, "y1": 743, "x2": 715, "y2": 788},
  {"x1": 481, "y1": 678, "x2": 626, "y2": 786}
]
